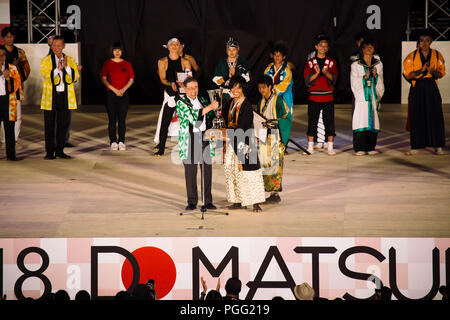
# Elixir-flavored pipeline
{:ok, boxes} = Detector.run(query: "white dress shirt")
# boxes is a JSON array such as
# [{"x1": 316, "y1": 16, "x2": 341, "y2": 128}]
[{"x1": 53, "y1": 55, "x2": 72, "y2": 92}]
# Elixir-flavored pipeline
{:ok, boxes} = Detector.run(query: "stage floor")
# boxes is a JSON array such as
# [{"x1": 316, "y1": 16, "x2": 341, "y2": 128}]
[{"x1": 0, "y1": 104, "x2": 449, "y2": 239}]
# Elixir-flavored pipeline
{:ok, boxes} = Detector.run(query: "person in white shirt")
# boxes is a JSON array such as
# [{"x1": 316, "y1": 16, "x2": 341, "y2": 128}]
[
  {"x1": 175, "y1": 77, "x2": 219, "y2": 210},
  {"x1": 40, "y1": 35, "x2": 79, "y2": 159}
]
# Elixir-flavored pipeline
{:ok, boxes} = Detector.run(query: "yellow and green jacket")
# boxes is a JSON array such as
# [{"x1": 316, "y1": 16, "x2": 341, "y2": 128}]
[{"x1": 40, "y1": 53, "x2": 79, "y2": 110}]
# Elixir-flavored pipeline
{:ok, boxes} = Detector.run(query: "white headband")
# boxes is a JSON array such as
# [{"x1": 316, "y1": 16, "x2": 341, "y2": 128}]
[{"x1": 163, "y1": 38, "x2": 179, "y2": 48}]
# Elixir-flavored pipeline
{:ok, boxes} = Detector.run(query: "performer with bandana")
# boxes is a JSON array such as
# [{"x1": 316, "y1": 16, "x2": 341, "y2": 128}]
[
  {"x1": 212, "y1": 37, "x2": 251, "y2": 104},
  {"x1": 154, "y1": 37, "x2": 192, "y2": 156},
  {"x1": 350, "y1": 39, "x2": 385, "y2": 156},
  {"x1": 264, "y1": 41, "x2": 293, "y2": 149},
  {"x1": 256, "y1": 75, "x2": 290, "y2": 204},
  {"x1": 403, "y1": 30, "x2": 446, "y2": 156},
  {"x1": 222, "y1": 76, "x2": 265, "y2": 213}
]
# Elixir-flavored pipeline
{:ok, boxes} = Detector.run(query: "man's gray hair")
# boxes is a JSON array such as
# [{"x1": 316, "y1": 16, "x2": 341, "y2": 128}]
[{"x1": 183, "y1": 76, "x2": 197, "y2": 87}]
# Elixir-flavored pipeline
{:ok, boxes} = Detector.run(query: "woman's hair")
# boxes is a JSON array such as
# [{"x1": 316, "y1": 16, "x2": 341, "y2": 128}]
[
  {"x1": 110, "y1": 41, "x2": 124, "y2": 57},
  {"x1": 229, "y1": 75, "x2": 247, "y2": 94}
]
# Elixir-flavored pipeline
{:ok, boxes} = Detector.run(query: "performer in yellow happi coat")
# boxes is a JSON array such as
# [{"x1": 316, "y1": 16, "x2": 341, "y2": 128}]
[{"x1": 40, "y1": 35, "x2": 79, "y2": 159}]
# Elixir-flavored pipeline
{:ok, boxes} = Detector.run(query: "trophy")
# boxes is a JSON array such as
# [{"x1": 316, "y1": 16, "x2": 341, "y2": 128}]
[
  {"x1": 207, "y1": 89, "x2": 226, "y2": 129},
  {"x1": 206, "y1": 89, "x2": 228, "y2": 161}
]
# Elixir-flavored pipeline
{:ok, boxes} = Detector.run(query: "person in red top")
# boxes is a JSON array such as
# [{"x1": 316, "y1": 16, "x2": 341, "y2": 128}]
[
  {"x1": 303, "y1": 35, "x2": 338, "y2": 156},
  {"x1": 100, "y1": 42, "x2": 134, "y2": 151}
]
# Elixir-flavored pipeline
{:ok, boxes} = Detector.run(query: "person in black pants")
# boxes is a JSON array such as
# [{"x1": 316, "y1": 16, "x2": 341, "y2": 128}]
[
  {"x1": 176, "y1": 78, "x2": 218, "y2": 210},
  {"x1": 100, "y1": 42, "x2": 134, "y2": 151},
  {"x1": 154, "y1": 38, "x2": 192, "y2": 156},
  {"x1": 0, "y1": 46, "x2": 21, "y2": 161},
  {"x1": 40, "y1": 35, "x2": 80, "y2": 160}
]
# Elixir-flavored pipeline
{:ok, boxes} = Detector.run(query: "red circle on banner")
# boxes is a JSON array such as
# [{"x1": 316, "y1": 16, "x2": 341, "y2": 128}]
[{"x1": 121, "y1": 247, "x2": 176, "y2": 299}]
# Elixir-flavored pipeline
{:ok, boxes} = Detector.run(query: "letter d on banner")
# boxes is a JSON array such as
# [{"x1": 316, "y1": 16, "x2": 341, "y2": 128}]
[{"x1": 91, "y1": 246, "x2": 140, "y2": 298}]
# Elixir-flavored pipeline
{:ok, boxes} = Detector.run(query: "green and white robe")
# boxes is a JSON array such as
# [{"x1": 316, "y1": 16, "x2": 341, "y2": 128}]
[
  {"x1": 176, "y1": 95, "x2": 215, "y2": 160},
  {"x1": 350, "y1": 58, "x2": 384, "y2": 133}
]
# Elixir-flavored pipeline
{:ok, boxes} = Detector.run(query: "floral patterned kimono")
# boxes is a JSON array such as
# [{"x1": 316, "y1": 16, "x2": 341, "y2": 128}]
[{"x1": 256, "y1": 92, "x2": 290, "y2": 192}]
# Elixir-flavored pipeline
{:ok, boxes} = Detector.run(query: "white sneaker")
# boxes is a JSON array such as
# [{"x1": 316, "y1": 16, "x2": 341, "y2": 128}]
[
  {"x1": 355, "y1": 151, "x2": 366, "y2": 156},
  {"x1": 303, "y1": 147, "x2": 314, "y2": 155},
  {"x1": 328, "y1": 149, "x2": 336, "y2": 156},
  {"x1": 314, "y1": 143, "x2": 323, "y2": 150},
  {"x1": 435, "y1": 148, "x2": 444, "y2": 155},
  {"x1": 368, "y1": 150, "x2": 380, "y2": 155},
  {"x1": 118, "y1": 142, "x2": 126, "y2": 151},
  {"x1": 111, "y1": 142, "x2": 118, "y2": 151}
]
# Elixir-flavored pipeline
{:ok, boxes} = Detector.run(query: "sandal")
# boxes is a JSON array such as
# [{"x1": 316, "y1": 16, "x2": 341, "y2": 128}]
[
  {"x1": 405, "y1": 150, "x2": 418, "y2": 156},
  {"x1": 227, "y1": 203, "x2": 243, "y2": 210},
  {"x1": 253, "y1": 204, "x2": 262, "y2": 213}
]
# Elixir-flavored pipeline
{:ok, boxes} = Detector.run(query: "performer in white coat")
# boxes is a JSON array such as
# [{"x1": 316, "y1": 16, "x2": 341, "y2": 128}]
[{"x1": 350, "y1": 39, "x2": 384, "y2": 156}]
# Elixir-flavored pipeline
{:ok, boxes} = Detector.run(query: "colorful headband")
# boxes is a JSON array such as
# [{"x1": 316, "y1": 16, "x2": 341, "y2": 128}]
[{"x1": 163, "y1": 38, "x2": 179, "y2": 48}]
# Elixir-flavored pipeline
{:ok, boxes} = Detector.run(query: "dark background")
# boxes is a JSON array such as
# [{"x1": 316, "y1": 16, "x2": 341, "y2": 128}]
[{"x1": 11, "y1": 0, "x2": 413, "y2": 105}]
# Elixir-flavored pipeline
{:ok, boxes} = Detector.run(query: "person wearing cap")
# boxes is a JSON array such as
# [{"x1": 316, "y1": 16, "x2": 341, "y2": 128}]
[
  {"x1": 100, "y1": 42, "x2": 134, "y2": 151},
  {"x1": 0, "y1": 27, "x2": 30, "y2": 144},
  {"x1": 403, "y1": 30, "x2": 446, "y2": 156},
  {"x1": 212, "y1": 37, "x2": 250, "y2": 104},
  {"x1": 154, "y1": 37, "x2": 192, "y2": 156},
  {"x1": 294, "y1": 282, "x2": 315, "y2": 300},
  {"x1": 40, "y1": 35, "x2": 79, "y2": 159}
]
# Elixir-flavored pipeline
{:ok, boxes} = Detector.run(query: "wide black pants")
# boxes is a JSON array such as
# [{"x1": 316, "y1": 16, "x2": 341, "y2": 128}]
[
  {"x1": 44, "y1": 92, "x2": 70, "y2": 155},
  {"x1": 183, "y1": 132, "x2": 212, "y2": 206},
  {"x1": 353, "y1": 131, "x2": 378, "y2": 152},
  {"x1": 157, "y1": 101, "x2": 176, "y2": 154},
  {"x1": 409, "y1": 79, "x2": 445, "y2": 149},
  {"x1": 105, "y1": 90, "x2": 129, "y2": 144},
  {"x1": 0, "y1": 95, "x2": 15, "y2": 159}
]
